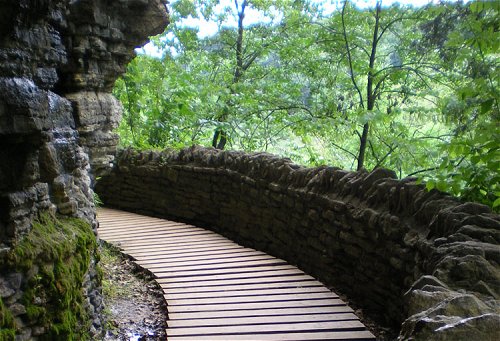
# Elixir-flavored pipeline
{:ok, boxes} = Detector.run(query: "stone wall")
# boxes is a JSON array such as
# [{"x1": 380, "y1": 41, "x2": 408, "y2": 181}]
[
  {"x1": 0, "y1": 1, "x2": 168, "y2": 339},
  {"x1": 97, "y1": 146, "x2": 500, "y2": 340}
]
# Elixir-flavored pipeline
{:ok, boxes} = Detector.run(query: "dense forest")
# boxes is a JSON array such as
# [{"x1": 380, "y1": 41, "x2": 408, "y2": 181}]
[{"x1": 113, "y1": 0, "x2": 499, "y2": 209}]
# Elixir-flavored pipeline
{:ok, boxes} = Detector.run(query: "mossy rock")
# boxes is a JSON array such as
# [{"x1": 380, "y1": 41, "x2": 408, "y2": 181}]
[
  {"x1": 0, "y1": 297, "x2": 16, "y2": 341},
  {"x1": 0, "y1": 212, "x2": 98, "y2": 341}
]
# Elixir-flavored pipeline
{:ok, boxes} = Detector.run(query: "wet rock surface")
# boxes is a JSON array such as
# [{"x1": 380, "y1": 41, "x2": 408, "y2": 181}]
[
  {"x1": 100, "y1": 242, "x2": 167, "y2": 341},
  {"x1": 1, "y1": 0, "x2": 169, "y2": 338}
]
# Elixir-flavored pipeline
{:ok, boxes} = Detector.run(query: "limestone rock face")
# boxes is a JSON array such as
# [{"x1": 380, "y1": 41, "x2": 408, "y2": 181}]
[
  {"x1": 0, "y1": 0, "x2": 168, "y2": 245},
  {"x1": 0, "y1": 0, "x2": 168, "y2": 338},
  {"x1": 66, "y1": 91, "x2": 122, "y2": 177}
]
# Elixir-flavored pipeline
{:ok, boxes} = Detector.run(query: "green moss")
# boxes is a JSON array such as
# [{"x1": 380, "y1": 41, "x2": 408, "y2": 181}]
[
  {"x1": 0, "y1": 297, "x2": 16, "y2": 341},
  {"x1": 0, "y1": 211, "x2": 98, "y2": 340}
]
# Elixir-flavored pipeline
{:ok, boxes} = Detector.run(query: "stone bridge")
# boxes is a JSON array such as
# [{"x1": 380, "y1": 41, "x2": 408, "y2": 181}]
[{"x1": 96, "y1": 146, "x2": 500, "y2": 340}]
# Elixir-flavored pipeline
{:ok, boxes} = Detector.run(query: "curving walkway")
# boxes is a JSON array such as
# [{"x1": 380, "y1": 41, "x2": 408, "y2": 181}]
[{"x1": 97, "y1": 208, "x2": 376, "y2": 341}]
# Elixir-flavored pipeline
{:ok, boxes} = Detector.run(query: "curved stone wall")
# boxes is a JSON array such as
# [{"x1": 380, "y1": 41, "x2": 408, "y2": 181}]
[
  {"x1": 0, "y1": 1, "x2": 168, "y2": 339},
  {"x1": 97, "y1": 146, "x2": 500, "y2": 340}
]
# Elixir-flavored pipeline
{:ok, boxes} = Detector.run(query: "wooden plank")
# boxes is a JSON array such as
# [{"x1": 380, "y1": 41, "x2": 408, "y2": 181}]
[
  {"x1": 143, "y1": 258, "x2": 287, "y2": 271},
  {"x1": 155, "y1": 266, "x2": 301, "y2": 282},
  {"x1": 98, "y1": 213, "x2": 163, "y2": 219},
  {"x1": 97, "y1": 211, "x2": 169, "y2": 223},
  {"x1": 166, "y1": 292, "x2": 339, "y2": 306},
  {"x1": 167, "y1": 299, "x2": 346, "y2": 313},
  {"x1": 102, "y1": 233, "x2": 219, "y2": 246},
  {"x1": 120, "y1": 235, "x2": 234, "y2": 247},
  {"x1": 158, "y1": 274, "x2": 316, "y2": 289},
  {"x1": 162, "y1": 280, "x2": 325, "y2": 295},
  {"x1": 99, "y1": 224, "x2": 191, "y2": 231},
  {"x1": 98, "y1": 210, "x2": 163, "y2": 219},
  {"x1": 131, "y1": 247, "x2": 257, "y2": 261},
  {"x1": 156, "y1": 265, "x2": 296, "y2": 279},
  {"x1": 167, "y1": 306, "x2": 354, "y2": 320},
  {"x1": 103, "y1": 234, "x2": 224, "y2": 246},
  {"x1": 104, "y1": 236, "x2": 223, "y2": 247},
  {"x1": 167, "y1": 320, "x2": 366, "y2": 336},
  {"x1": 121, "y1": 244, "x2": 240, "y2": 255},
  {"x1": 167, "y1": 313, "x2": 359, "y2": 327},
  {"x1": 99, "y1": 217, "x2": 165, "y2": 223},
  {"x1": 99, "y1": 232, "x2": 222, "y2": 243},
  {"x1": 98, "y1": 220, "x2": 194, "y2": 228},
  {"x1": 99, "y1": 228, "x2": 195, "y2": 238},
  {"x1": 99, "y1": 234, "x2": 215, "y2": 248},
  {"x1": 99, "y1": 219, "x2": 185, "y2": 226},
  {"x1": 110, "y1": 235, "x2": 228, "y2": 248},
  {"x1": 98, "y1": 227, "x2": 212, "y2": 239},
  {"x1": 99, "y1": 217, "x2": 168, "y2": 224},
  {"x1": 98, "y1": 224, "x2": 194, "y2": 234},
  {"x1": 137, "y1": 252, "x2": 272, "y2": 266},
  {"x1": 99, "y1": 226, "x2": 214, "y2": 237},
  {"x1": 165, "y1": 286, "x2": 331, "y2": 300},
  {"x1": 166, "y1": 330, "x2": 376, "y2": 340},
  {"x1": 98, "y1": 209, "x2": 157, "y2": 216},
  {"x1": 120, "y1": 239, "x2": 238, "y2": 252},
  {"x1": 99, "y1": 220, "x2": 183, "y2": 227},
  {"x1": 126, "y1": 244, "x2": 246, "y2": 258}
]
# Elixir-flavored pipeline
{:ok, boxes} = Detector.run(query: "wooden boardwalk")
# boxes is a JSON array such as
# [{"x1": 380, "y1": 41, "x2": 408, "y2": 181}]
[{"x1": 97, "y1": 208, "x2": 376, "y2": 341}]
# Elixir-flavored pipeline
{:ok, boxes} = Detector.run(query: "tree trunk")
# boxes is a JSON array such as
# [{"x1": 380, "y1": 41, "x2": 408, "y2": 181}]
[
  {"x1": 212, "y1": 129, "x2": 227, "y2": 150},
  {"x1": 212, "y1": 129, "x2": 220, "y2": 148},
  {"x1": 357, "y1": 0, "x2": 381, "y2": 170},
  {"x1": 211, "y1": 0, "x2": 247, "y2": 150},
  {"x1": 357, "y1": 123, "x2": 369, "y2": 170}
]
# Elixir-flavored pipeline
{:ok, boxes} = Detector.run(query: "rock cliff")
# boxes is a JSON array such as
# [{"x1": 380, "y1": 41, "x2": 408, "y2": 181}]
[{"x1": 0, "y1": 0, "x2": 168, "y2": 339}]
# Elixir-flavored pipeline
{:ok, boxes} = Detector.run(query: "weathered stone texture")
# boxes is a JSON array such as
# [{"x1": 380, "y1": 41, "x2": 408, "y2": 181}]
[
  {"x1": 0, "y1": 0, "x2": 168, "y2": 338},
  {"x1": 97, "y1": 146, "x2": 500, "y2": 340}
]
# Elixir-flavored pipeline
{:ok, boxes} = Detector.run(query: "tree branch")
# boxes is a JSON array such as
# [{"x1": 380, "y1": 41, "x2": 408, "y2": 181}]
[
  {"x1": 376, "y1": 13, "x2": 419, "y2": 44},
  {"x1": 331, "y1": 141, "x2": 358, "y2": 159},
  {"x1": 406, "y1": 167, "x2": 438, "y2": 177},
  {"x1": 341, "y1": 0, "x2": 364, "y2": 108}
]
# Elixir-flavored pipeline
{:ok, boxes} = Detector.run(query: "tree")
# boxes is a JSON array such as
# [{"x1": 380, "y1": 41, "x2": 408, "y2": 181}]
[
  {"x1": 419, "y1": 1, "x2": 499, "y2": 208},
  {"x1": 312, "y1": 0, "x2": 446, "y2": 170},
  {"x1": 212, "y1": 0, "x2": 248, "y2": 149},
  {"x1": 112, "y1": 0, "x2": 499, "y2": 209}
]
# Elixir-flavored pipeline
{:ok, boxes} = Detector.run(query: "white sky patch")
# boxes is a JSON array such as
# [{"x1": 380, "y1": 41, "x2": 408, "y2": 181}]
[
  {"x1": 191, "y1": 0, "x2": 283, "y2": 38},
  {"x1": 137, "y1": 0, "x2": 458, "y2": 57},
  {"x1": 136, "y1": 44, "x2": 164, "y2": 57}
]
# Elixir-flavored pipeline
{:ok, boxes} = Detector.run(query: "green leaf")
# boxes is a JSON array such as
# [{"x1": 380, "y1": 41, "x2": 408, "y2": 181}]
[
  {"x1": 470, "y1": 1, "x2": 500, "y2": 13},
  {"x1": 436, "y1": 180, "x2": 449, "y2": 192},
  {"x1": 426, "y1": 181, "x2": 435, "y2": 191},
  {"x1": 173, "y1": 0, "x2": 198, "y2": 18},
  {"x1": 481, "y1": 98, "x2": 494, "y2": 114}
]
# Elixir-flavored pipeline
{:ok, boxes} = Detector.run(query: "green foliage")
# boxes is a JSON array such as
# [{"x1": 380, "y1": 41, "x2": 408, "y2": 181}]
[
  {"x1": 93, "y1": 189, "x2": 103, "y2": 208},
  {"x1": 113, "y1": 0, "x2": 499, "y2": 209},
  {"x1": 1, "y1": 212, "x2": 98, "y2": 340},
  {"x1": 420, "y1": 1, "x2": 499, "y2": 209},
  {"x1": 114, "y1": 54, "x2": 213, "y2": 149},
  {"x1": 0, "y1": 297, "x2": 16, "y2": 341},
  {"x1": 425, "y1": 135, "x2": 499, "y2": 207}
]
